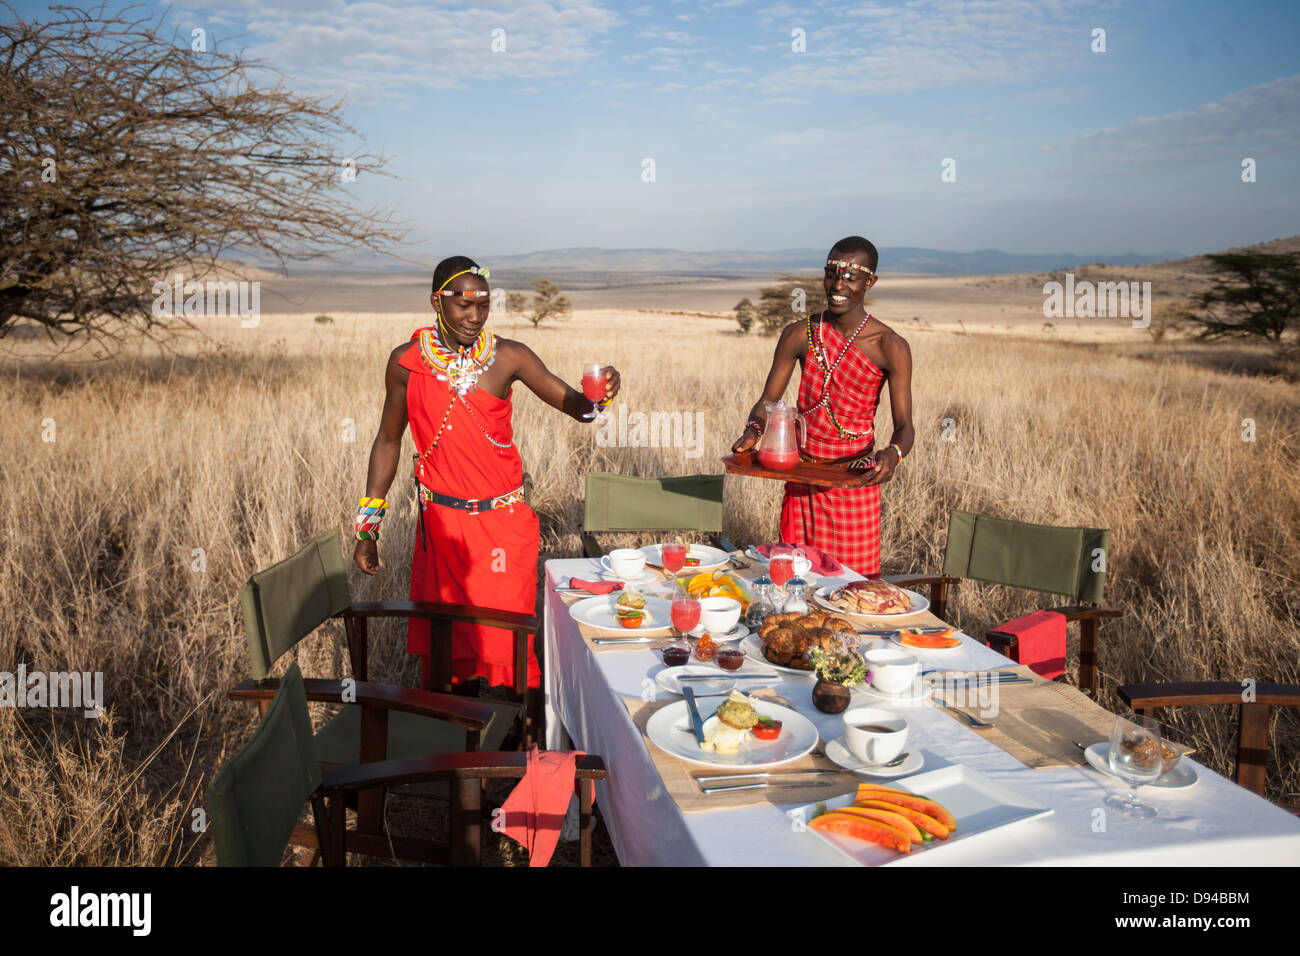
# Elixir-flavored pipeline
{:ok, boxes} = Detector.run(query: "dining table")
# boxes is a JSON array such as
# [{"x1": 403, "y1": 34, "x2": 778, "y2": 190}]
[{"x1": 542, "y1": 552, "x2": 1300, "y2": 866}]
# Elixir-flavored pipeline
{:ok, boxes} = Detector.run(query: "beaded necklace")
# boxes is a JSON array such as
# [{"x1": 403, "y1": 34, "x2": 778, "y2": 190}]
[
  {"x1": 414, "y1": 321, "x2": 510, "y2": 481},
  {"x1": 804, "y1": 311, "x2": 874, "y2": 442}
]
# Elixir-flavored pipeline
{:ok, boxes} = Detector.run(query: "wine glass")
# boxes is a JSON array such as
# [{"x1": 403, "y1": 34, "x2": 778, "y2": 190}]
[
  {"x1": 670, "y1": 584, "x2": 701, "y2": 639},
  {"x1": 1105, "y1": 712, "x2": 1164, "y2": 818},
  {"x1": 581, "y1": 363, "x2": 606, "y2": 420},
  {"x1": 661, "y1": 541, "x2": 687, "y2": 576}
]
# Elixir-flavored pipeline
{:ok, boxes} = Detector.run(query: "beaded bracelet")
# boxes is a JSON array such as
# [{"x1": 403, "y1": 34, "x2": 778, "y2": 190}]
[
  {"x1": 746, "y1": 419, "x2": 765, "y2": 437},
  {"x1": 890, "y1": 443, "x2": 904, "y2": 463},
  {"x1": 356, "y1": 496, "x2": 388, "y2": 541}
]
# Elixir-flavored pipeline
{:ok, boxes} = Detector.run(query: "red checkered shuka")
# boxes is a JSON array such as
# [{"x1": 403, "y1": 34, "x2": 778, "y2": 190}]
[{"x1": 780, "y1": 314, "x2": 886, "y2": 576}]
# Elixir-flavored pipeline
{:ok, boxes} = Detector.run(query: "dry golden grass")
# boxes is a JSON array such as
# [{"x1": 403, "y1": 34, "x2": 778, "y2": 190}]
[{"x1": 2, "y1": 311, "x2": 1298, "y2": 865}]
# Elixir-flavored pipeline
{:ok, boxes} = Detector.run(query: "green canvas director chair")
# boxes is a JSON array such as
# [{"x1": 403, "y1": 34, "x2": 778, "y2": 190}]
[
  {"x1": 208, "y1": 663, "x2": 608, "y2": 866},
  {"x1": 581, "y1": 473, "x2": 735, "y2": 558},
  {"x1": 891, "y1": 510, "x2": 1122, "y2": 696},
  {"x1": 231, "y1": 529, "x2": 538, "y2": 860}
]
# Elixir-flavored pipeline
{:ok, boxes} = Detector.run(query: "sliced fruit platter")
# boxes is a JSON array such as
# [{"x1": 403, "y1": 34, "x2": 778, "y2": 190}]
[
  {"x1": 675, "y1": 570, "x2": 753, "y2": 612},
  {"x1": 810, "y1": 783, "x2": 956, "y2": 855},
  {"x1": 801, "y1": 765, "x2": 1053, "y2": 865}
]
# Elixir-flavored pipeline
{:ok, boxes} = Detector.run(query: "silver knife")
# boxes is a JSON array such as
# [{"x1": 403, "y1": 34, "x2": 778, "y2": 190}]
[
  {"x1": 682, "y1": 686, "x2": 707, "y2": 746},
  {"x1": 677, "y1": 674, "x2": 772, "y2": 681},
  {"x1": 696, "y1": 769, "x2": 844, "y2": 782},
  {"x1": 590, "y1": 635, "x2": 669, "y2": 645}
]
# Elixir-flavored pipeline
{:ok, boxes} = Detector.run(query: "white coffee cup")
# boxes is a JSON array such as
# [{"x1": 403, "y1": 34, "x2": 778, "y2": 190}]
[
  {"x1": 601, "y1": 548, "x2": 647, "y2": 580},
  {"x1": 842, "y1": 707, "x2": 908, "y2": 765},
  {"x1": 790, "y1": 549, "x2": 814, "y2": 578},
  {"x1": 864, "y1": 647, "x2": 920, "y2": 696}
]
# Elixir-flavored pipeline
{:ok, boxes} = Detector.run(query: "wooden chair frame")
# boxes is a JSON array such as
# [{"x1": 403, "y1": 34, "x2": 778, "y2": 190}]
[
  {"x1": 1118, "y1": 681, "x2": 1300, "y2": 808},
  {"x1": 318, "y1": 751, "x2": 608, "y2": 866}
]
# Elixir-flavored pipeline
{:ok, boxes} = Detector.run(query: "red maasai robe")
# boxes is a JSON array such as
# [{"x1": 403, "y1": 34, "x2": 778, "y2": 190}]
[
  {"x1": 399, "y1": 331, "x2": 541, "y2": 689},
  {"x1": 780, "y1": 315, "x2": 886, "y2": 576}
]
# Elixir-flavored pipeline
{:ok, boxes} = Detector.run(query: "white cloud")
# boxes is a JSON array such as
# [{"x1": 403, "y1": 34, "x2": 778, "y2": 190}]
[{"x1": 1044, "y1": 74, "x2": 1300, "y2": 162}]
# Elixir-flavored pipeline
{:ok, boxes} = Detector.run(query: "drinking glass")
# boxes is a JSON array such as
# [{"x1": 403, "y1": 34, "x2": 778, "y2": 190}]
[
  {"x1": 670, "y1": 585, "x2": 701, "y2": 637},
  {"x1": 769, "y1": 553, "x2": 795, "y2": 587},
  {"x1": 661, "y1": 542, "x2": 687, "y2": 575},
  {"x1": 581, "y1": 363, "x2": 605, "y2": 419},
  {"x1": 1105, "y1": 712, "x2": 1163, "y2": 818}
]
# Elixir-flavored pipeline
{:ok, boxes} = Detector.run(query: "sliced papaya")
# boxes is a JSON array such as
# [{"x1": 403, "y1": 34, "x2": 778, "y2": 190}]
[
  {"x1": 810, "y1": 812, "x2": 911, "y2": 853},
  {"x1": 853, "y1": 799, "x2": 950, "y2": 840},
  {"x1": 855, "y1": 792, "x2": 957, "y2": 831},
  {"x1": 855, "y1": 783, "x2": 913, "y2": 800},
  {"x1": 898, "y1": 629, "x2": 961, "y2": 649},
  {"x1": 829, "y1": 805, "x2": 924, "y2": 845}
]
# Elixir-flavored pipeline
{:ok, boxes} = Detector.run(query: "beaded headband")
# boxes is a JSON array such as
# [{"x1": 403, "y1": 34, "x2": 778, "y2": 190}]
[
  {"x1": 826, "y1": 258, "x2": 875, "y2": 278},
  {"x1": 434, "y1": 265, "x2": 491, "y2": 295}
]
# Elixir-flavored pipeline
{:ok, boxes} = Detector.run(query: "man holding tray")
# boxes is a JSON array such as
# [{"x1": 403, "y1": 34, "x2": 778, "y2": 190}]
[{"x1": 731, "y1": 237, "x2": 914, "y2": 576}]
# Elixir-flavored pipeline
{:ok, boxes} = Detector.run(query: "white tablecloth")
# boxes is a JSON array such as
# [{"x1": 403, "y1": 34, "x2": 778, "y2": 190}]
[{"x1": 543, "y1": 557, "x2": 1300, "y2": 866}]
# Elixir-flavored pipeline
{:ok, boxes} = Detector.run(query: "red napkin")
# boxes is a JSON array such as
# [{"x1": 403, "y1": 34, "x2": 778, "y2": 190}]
[
  {"x1": 500, "y1": 746, "x2": 586, "y2": 867},
  {"x1": 988, "y1": 609, "x2": 1067, "y2": 680},
  {"x1": 567, "y1": 578, "x2": 623, "y2": 594},
  {"x1": 754, "y1": 543, "x2": 843, "y2": 576}
]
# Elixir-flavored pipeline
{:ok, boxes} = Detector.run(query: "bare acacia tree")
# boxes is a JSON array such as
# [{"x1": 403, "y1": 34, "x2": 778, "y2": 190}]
[
  {"x1": 0, "y1": 4, "x2": 407, "y2": 342},
  {"x1": 506, "y1": 279, "x2": 572, "y2": 328}
]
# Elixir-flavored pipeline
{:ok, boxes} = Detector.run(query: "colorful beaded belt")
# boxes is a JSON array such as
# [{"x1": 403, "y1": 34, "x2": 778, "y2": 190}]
[{"x1": 418, "y1": 484, "x2": 525, "y2": 515}]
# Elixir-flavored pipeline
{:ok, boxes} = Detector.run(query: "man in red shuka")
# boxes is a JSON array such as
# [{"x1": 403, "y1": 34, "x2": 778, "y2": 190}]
[
  {"x1": 731, "y1": 237, "x2": 914, "y2": 576},
  {"x1": 355, "y1": 255, "x2": 620, "y2": 691}
]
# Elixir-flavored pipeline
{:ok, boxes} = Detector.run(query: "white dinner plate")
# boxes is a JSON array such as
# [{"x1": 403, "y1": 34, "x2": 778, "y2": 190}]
[
  {"x1": 824, "y1": 737, "x2": 925, "y2": 778},
  {"x1": 814, "y1": 585, "x2": 930, "y2": 620},
  {"x1": 646, "y1": 696, "x2": 819, "y2": 770},
  {"x1": 641, "y1": 543, "x2": 731, "y2": 573},
  {"x1": 568, "y1": 594, "x2": 675, "y2": 634},
  {"x1": 1083, "y1": 742, "x2": 1198, "y2": 789},
  {"x1": 738, "y1": 633, "x2": 818, "y2": 679},
  {"x1": 801, "y1": 765, "x2": 1054, "y2": 866},
  {"x1": 655, "y1": 665, "x2": 737, "y2": 697}
]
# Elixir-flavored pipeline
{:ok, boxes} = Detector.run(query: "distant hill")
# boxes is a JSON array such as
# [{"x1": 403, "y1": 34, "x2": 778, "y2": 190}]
[{"x1": 484, "y1": 246, "x2": 1186, "y2": 277}]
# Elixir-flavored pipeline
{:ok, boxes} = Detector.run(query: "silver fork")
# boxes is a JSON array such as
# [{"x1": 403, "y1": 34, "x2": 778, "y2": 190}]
[{"x1": 933, "y1": 693, "x2": 996, "y2": 729}]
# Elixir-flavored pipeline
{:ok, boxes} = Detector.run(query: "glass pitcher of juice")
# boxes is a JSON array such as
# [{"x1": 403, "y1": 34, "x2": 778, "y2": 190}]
[{"x1": 757, "y1": 400, "x2": 803, "y2": 470}]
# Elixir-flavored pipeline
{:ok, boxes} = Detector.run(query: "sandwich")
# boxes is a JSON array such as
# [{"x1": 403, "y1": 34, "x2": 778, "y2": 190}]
[
  {"x1": 615, "y1": 587, "x2": 648, "y2": 628},
  {"x1": 700, "y1": 690, "x2": 760, "y2": 753}
]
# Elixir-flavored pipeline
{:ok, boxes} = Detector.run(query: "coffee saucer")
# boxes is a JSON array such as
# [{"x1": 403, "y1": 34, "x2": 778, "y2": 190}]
[
  {"x1": 824, "y1": 737, "x2": 924, "y2": 778},
  {"x1": 855, "y1": 680, "x2": 932, "y2": 704}
]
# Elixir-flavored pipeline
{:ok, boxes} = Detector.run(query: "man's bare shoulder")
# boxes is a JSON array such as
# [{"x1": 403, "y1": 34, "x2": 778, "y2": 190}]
[
  {"x1": 778, "y1": 317, "x2": 810, "y2": 353},
  {"x1": 386, "y1": 340, "x2": 416, "y2": 379}
]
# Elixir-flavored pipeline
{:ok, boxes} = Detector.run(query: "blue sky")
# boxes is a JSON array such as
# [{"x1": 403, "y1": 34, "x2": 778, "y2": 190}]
[{"x1": 14, "y1": 0, "x2": 1300, "y2": 261}]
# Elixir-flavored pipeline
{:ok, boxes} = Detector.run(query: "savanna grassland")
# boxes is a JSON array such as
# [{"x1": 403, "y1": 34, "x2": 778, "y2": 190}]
[{"x1": 1, "y1": 306, "x2": 1297, "y2": 865}]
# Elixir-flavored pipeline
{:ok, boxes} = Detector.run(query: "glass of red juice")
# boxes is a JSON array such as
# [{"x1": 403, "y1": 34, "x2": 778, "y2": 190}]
[
  {"x1": 670, "y1": 593, "x2": 701, "y2": 636},
  {"x1": 769, "y1": 553, "x2": 795, "y2": 587},
  {"x1": 661, "y1": 542, "x2": 687, "y2": 574},
  {"x1": 581, "y1": 363, "x2": 605, "y2": 419}
]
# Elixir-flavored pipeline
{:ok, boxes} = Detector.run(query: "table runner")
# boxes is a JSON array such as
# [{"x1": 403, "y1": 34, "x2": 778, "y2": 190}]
[{"x1": 929, "y1": 665, "x2": 1119, "y2": 769}]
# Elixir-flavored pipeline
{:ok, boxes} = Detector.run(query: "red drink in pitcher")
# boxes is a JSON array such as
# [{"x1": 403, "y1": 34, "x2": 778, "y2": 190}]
[{"x1": 757, "y1": 448, "x2": 800, "y2": 470}]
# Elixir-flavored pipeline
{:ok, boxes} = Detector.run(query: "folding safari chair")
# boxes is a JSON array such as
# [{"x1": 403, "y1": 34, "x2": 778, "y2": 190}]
[
  {"x1": 891, "y1": 510, "x2": 1122, "y2": 696},
  {"x1": 581, "y1": 472, "x2": 735, "y2": 558},
  {"x1": 1118, "y1": 681, "x2": 1300, "y2": 811},
  {"x1": 232, "y1": 530, "x2": 537, "y2": 860},
  {"x1": 209, "y1": 663, "x2": 609, "y2": 866}
]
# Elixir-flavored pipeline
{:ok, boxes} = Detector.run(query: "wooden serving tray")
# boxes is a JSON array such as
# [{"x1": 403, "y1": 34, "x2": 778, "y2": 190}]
[{"x1": 721, "y1": 450, "x2": 873, "y2": 488}]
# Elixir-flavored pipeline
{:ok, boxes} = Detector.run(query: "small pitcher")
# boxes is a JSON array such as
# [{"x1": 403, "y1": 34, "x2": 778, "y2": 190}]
[{"x1": 757, "y1": 400, "x2": 804, "y2": 470}]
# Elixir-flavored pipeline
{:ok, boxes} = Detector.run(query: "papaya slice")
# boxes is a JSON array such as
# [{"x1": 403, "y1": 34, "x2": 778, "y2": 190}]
[
  {"x1": 854, "y1": 799, "x2": 950, "y2": 840},
  {"x1": 855, "y1": 783, "x2": 913, "y2": 800},
  {"x1": 829, "y1": 806, "x2": 924, "y2": 845},
  {"x1": 810, "y1": 812, "x2": 911, "y2": 853},
  {"x1": 898, "y1": 628, "x2": 961, "y2": 649},
  {"x1": 855, "y1": 792, "x2": 957, "y2": 831}
]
